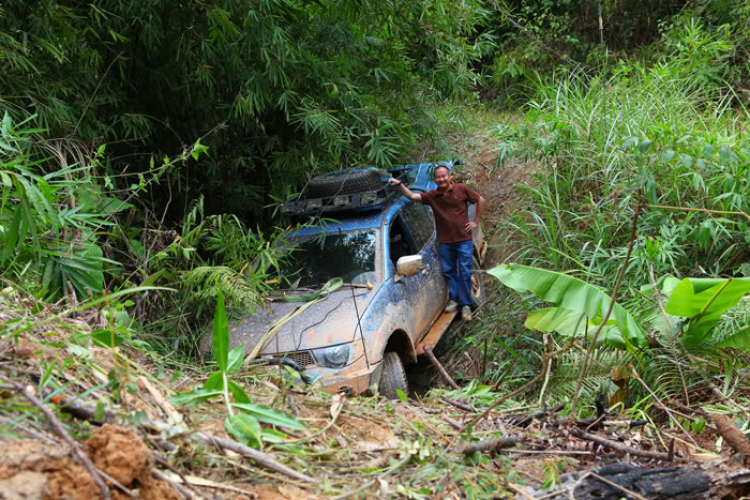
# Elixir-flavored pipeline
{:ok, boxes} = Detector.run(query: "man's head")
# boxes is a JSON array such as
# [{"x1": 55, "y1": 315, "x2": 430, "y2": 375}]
[{"x1": 434, "y1": 165, "x2": 452, "y2": 190}]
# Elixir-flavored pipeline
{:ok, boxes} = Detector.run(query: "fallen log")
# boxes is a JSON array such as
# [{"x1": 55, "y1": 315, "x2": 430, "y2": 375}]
[{"x1": 515, "y1": 462, "x2": 713, "y2": 500}]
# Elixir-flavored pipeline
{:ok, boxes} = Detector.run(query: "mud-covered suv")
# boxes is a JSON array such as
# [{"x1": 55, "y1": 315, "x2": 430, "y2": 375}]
[{"x1": 203, "y1": 161, "x2": 486, "y2": 397}]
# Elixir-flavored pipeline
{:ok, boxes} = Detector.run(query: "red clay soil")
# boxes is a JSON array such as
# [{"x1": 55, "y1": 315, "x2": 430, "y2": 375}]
[{"x1": 0, "y1": 424, "x2": 178, "y2": 500}]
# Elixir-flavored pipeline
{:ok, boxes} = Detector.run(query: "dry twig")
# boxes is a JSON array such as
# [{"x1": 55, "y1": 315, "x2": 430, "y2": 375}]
[
  {"x1": 630, "y1": 366, "x2": 698, "y2": 446},
  {"x1": 196, "y1": 433, "x2": 314, "y2": 483},
  {"x1": 441, "y1": 397, "x2": 476, "y2": 413},
  {"x1": 571, "y1": 428, "x2": 687, "y2": 462},
  {"x1": 461, "y1": 437, "x2": 521, "y2": 456},
  {"x1": 424, "y1": 345, "x2": 461, "y2": 390}
]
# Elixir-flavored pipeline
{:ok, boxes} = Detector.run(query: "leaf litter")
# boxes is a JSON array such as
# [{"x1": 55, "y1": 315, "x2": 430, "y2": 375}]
[{"x1": 4, "y1": 285, "x2": 750, "y2": 498}]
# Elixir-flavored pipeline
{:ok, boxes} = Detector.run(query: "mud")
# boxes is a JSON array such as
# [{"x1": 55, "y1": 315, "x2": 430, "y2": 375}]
[
  {"x1": 338, "y1": 414, "x2": 398, "y2": 452},
  {"x1": 0, "y1": 425, "x2": 178, "y2": 500}
]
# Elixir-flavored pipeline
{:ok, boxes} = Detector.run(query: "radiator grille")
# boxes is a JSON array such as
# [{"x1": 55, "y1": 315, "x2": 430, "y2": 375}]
[{"x1": 275, "y1": 350, "x2": 316, "y2": 367}]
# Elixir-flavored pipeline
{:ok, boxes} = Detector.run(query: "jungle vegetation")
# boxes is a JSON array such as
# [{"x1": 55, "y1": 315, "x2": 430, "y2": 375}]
[{"x1": 4, "y1": 0, "x2": 750, "y2": 412}]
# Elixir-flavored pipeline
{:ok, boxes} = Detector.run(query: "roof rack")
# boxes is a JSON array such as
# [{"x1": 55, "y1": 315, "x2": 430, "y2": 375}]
[{"x1": 280, "y1": 167, "x2": 416, "y2": 218}]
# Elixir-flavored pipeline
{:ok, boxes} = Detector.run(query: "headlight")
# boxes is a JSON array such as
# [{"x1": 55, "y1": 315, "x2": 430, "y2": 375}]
[{"x1": 313, "y1": 344, "x2": 351, "y2": 368}]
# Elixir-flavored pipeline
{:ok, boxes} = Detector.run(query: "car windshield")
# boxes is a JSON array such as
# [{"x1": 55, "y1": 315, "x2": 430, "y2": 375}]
[{"x1": 275, "y1": 230, "x2": 378, "y2": 288}]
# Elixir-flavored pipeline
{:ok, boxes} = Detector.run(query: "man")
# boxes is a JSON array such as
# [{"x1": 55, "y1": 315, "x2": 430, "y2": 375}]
[{"x1": 388, "y1": 165, "x2": 485, "y2": 321}]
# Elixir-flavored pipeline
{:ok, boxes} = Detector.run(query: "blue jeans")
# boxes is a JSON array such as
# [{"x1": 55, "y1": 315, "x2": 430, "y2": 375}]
[{"x1": 439, "y1": 240, "x2": 473, "y2": 308}]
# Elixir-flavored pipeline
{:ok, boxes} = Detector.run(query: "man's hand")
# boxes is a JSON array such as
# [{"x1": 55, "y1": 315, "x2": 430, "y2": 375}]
[
  {"x1": 465, "y1": 221, "x2": 478, "y2": 233},
  {"x1": 389, "y1": 178, "x2": 421, "y2": 202}
]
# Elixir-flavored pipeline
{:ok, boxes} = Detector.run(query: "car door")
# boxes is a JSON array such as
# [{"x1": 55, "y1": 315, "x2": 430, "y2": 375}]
[{"x1": 399, "y1": 201, "x2": 448, "y2": 336}]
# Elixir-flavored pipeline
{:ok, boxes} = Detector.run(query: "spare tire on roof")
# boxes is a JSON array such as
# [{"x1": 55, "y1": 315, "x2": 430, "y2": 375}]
[{"x1": 306, "y1": 169, "x2": 383, "y2": 198}]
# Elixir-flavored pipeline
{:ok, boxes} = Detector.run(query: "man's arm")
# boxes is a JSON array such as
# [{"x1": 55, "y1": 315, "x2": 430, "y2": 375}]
[
  {"x1": 465, "y1": 195, "x2": 485, "y2": 234},
  {"x1": 387, "y1": 178, "x2": 422, "y2": 202}
]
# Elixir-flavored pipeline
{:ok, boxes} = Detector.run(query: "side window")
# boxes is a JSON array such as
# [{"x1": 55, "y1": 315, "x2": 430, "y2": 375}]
[
  {"x1": 401, "y1": 202, "x2": 435, "y2": 251},
  {"x1": 389, "y1": 216, "x2": 417, "y2": 268}
]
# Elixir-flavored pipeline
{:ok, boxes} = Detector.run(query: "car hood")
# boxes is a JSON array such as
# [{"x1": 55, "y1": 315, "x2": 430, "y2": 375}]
[{"x1": 217, "y1": 287, "x2": 376, "y2": 354}]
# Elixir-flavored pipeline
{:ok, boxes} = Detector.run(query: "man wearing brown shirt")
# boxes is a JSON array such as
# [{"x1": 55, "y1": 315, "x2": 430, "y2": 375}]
[{"x1": 388, "y1": 165, "x2": 485, "y2": 321}]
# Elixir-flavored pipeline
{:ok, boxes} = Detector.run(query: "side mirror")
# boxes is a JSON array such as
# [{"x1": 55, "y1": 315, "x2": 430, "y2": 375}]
[{"x1": 396, "y1": 255, "x2": 424, "y2": 278}]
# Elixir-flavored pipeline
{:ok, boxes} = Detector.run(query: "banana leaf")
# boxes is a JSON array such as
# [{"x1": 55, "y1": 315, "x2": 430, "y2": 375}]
[
  {"x1": 716, "y1": 326, "x2": 750, "y2": 351},
  {"x1": 665, "y1": 277, "x2": 750, "y2": 347},
  {"x1": 488, "y1": 264, "x2": 647, "y2": 347},
  {"x1": 525, "y1": 306, "x2": 626, "y2": 347}
]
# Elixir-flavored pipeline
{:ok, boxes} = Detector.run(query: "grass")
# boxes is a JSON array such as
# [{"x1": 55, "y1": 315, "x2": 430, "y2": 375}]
[{"x1": 440, "y1": 42, "x2": 750, "y2": 416}]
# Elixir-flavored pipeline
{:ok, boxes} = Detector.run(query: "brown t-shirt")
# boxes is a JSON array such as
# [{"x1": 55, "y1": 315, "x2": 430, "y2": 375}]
[{"x1": 420, "y1": 183, "x2": 481, "y2": 243}]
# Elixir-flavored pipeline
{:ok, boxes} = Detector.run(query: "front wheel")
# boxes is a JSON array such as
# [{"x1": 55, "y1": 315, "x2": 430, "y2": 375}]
[{"x1": 379, "y1": 351, "x2": 408, "y2": 399}]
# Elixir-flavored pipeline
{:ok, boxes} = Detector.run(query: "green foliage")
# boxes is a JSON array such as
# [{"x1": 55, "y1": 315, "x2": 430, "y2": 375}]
[
  {"x1": 170, "y1": 287, "x2": 304, "y2": 449},
  {"x1": 0, "y1": 113, "x2": 115, "y2": 299},
  {"x1": 0, "y1": 0, "x2": 490, "y2": 221},
  {"x1": 489, "y1": 263, "x2": 647, "y2": 347},
  {"x1": 500, "y1": 58, "x2": 750, "y2": 290},
  {"x1": 662, "y1": 277, "x2": 750, "y2": 348}
]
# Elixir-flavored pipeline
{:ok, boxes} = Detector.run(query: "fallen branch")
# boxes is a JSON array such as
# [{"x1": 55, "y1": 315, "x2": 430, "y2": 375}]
[
  {"x1": 40, "y1": 385, "x2": 114, "y2": 425},
  {"x1": 58, "y1": 395, "x2": 112, "y2": 425},
  {"x1": 441, "y1": 397, "x2": 475, "y2": 413},
  {"x1": 503, "y1": 449, "x2": 593, "y2": 456},
  {"x1": 506, "y1": 482, "x2": 535, "y2": 500},
  {"x1": 158, "y1": 470, "x2": 255, "y2": 498},
  {"x1": 0, "y1": 377, "x2": 111, "y2": 499},
  {"x1": 589, "y1": 471, "x2": 648, "y2": 500},
  {"x1": 509, "y1": 402, "x2": 566, "y2": 428},
  {"x1": 713, "y1": 414, "x2": 750, "y2": 463},
  {"x1": 196, "y1": 433, "x2": 313, "y2": 483},
  {"x1": 424, "y1": 345, "x2": 460, "y2": 390},
  {"x1": 571, "y1": 428, "x2": 687, "y2": 462},
  {"x1": 96, "y1": 468, "x2": 138, "y2": 498},
  {"x1": 461, "y1": 436, "x2": 521, "y2": 456},
  {"x1": 442, "y1": 416, "x2": 462, "y2": 430}
]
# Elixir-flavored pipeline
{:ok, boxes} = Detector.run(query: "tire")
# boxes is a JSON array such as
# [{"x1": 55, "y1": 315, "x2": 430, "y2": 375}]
[
  {"x1": 379, "y1": 351, "x2": 408, "y2": 400},
  {"x1": 306, "y1": 169, "x2": 383, "y2": 198},
  {"x1": 470, "y1": 257, "x2": 485, "y2": 309}
]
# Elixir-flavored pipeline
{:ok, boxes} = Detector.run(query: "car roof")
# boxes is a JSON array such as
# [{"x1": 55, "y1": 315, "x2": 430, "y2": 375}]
[{"x1": 290, "y1": 161, "x2": 451, "y2": 236}]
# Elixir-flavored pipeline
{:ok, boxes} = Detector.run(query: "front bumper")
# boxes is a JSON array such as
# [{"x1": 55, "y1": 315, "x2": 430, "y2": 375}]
[
  {"x1": 266, "y1": 338, "x2": 384, "y2": 395},
  {"x1": 304, "y1": 356, "x2": 383, "y2": 395}
]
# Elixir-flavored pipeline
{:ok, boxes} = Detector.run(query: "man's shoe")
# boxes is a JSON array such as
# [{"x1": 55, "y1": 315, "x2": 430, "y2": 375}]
[
  {"x1": 461, "y1": 306, "x2": 472, "y2": 321},
  {"x1": 445, "y1": 300, "x2": 459, "y2": 313}
]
